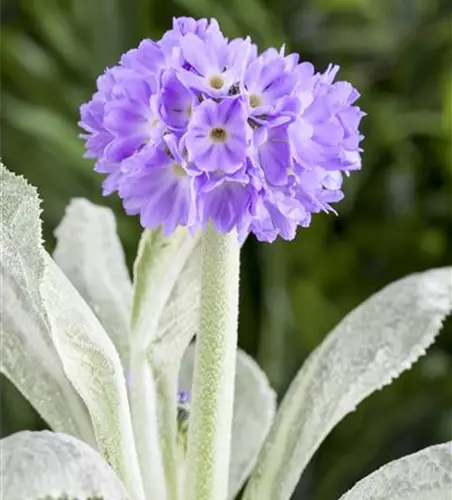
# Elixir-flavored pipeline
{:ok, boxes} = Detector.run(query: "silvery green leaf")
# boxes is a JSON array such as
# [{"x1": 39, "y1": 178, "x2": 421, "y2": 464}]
[
  {"x1": 153, "y1": 235, "x2": 202, "y2": 360},
  {"x1": 53, "y1": 198, "x2": 132, "y2": 370},
  {"x1": 0, "y1": 430, "x2": 129, "y2": 500},
  {"x1": 41, "y1": 255, "x2": 145, "y2": 500},
  {"x1": 131, "y1": 227, "x2": 200, "y2": 353},
  {"x1": 243, "y1": 268, "x2": 452, "y2": 500},
  {"x1": 338, "y1": 441, "x2": 452, "y2": 500},
  {"x1": 127, "y1": 228, "x2": 201, "y2": 499},
  {"x1": 0, "y1": 164, "x2": 95, "y2": 445},
  {"x1": 179, "y1": 344, "x2": 277, "y2": 499}
]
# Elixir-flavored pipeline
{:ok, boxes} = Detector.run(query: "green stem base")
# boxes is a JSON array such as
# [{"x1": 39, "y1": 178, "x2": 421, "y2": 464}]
[{"x1": 185, "y1": 226, "x2": 241, "y2": 500}]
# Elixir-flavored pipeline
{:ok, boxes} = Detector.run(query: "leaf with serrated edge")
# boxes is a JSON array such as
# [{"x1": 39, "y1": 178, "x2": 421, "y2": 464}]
[
  {"x1": 0, "y1": 431, "x2": 129, "y2": 500},
  {"x1": 338, "y1": 441, "x2": 452, "y2": 500},
  {"x1": 0, "y1": 164, "x2": 95, "y2": 446},
  {"x1": 179, "y1": 344, "x2": 277, "y2": 499},
  {"x1": 127, "y1": 228, "x2": 201, "y2": 499},
  {"x1": 243, "y1": 268, "x2": 452, "y2": 500},
  {"x1": 53, "y1": 198, "x2": 132, "y2": 371},
  {"x1": 41, "y1": 255, "x2": 145, "y2": 500}
]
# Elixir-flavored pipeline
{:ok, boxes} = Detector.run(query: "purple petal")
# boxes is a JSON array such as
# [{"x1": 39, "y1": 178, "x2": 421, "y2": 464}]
[
  {"x1": 104, "y1": 103, "x2": 147, "y2": 136},
  {"x1": 258, "y1": 126, "x2": 292, "y2": 186},
  {"x1": 121, "y1": 39, "x2": 165, "y2": 76},
  {"x1": 180, "y1": 33, "x2": 215, "y2": 75},
  {"x1": 196, "y1": 177, "x2": 253, "y2": 233},
  {"x1": 312, "y1": 120, "x2": 344, "y2": 146},
  {"x1": 159, "y1": 71, "x2": 193, "y2": 130},
  {"x1": 104, "y1": 135, "x2": 146, "y2": 162}
]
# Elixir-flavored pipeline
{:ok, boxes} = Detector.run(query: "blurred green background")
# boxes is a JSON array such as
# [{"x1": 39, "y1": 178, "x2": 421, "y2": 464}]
[{"x1": 1, "y1": 0, "x2": 451, "y2": 498}]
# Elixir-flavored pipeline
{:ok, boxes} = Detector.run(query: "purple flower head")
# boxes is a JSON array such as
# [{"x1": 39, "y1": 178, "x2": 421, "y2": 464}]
[{"x1": 80, "y1": 17, "x2": 364, "y2": 242}]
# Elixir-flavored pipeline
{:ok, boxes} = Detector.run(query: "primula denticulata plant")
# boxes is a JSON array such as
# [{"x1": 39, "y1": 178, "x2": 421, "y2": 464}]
[{"x1": 1, "y1": 15, "x2": 452, "y2": 500}]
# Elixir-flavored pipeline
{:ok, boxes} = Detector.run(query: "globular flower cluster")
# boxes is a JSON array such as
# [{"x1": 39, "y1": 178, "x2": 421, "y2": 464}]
[{"x1": 80, "y1": 17, "x2": 364, "y2": 242}]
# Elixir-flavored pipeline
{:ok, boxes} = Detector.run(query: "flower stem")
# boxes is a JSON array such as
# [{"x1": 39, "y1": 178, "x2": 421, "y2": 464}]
[{"x1": 185, "y1": 225, "x2": 240, "y2": 500}]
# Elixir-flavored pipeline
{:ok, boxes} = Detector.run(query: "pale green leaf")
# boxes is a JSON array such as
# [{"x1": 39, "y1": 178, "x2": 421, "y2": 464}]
[
  {"x1": 40, "y1": 255, "x2": 145, "y2": 500},
  {"x1": 243, "y1": 268, "x2": 452, "y2": 500},
  {"x1": 127, "y1": 355, "x2": 170, "y2": 500},
  {"x1": 0, "y1": 430, "x2": 128, "y2": 500},
  {"x1": 153, "y1": 236, "x2": 202, "y2": 359},
  {"x1": 53, "y1": 198, "x2": 132, "y2": 370},
  {"x1": 0, "y1": 163, "x2": 95, "y2": 445},
  {"x1": 179, "y1": 344, "x2": 277, "y2": 499},
  {"x1": 128, "y1": 228, "x2": 201, "y2": 499},
  {"x1": 338, "y1": 441, "x2": 452, "y2": 500},
  {"x1": 131, "y1": 227, "x2": 200, "y2": 352}
]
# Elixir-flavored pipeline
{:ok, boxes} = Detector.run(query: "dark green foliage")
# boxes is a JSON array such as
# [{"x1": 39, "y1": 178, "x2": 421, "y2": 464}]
[{"x1": 1, "y1": 1, "x2": 451, "y2": 499}]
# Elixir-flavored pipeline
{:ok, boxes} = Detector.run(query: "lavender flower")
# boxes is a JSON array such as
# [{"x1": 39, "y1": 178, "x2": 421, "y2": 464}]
[
  {"x1": 186, "y1": 97, "x2": 250, "y2": 174},
  {"x1": 80, "y1": 16, "x2": 364, "y2": 242},
  {"x1": 177, "y1": 391, "x2": 190, "y2": 427}
]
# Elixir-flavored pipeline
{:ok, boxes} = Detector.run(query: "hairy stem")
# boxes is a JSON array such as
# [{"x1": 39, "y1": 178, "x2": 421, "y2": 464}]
[{"x1": 185, "y1": 225, "x2": 241, "y2": 500}]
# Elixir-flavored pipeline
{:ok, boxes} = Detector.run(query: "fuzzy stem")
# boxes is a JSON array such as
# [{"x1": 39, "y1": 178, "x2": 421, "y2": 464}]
[{"x1": 185, "y1": 225, "x2": 240, "y2": 500}]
